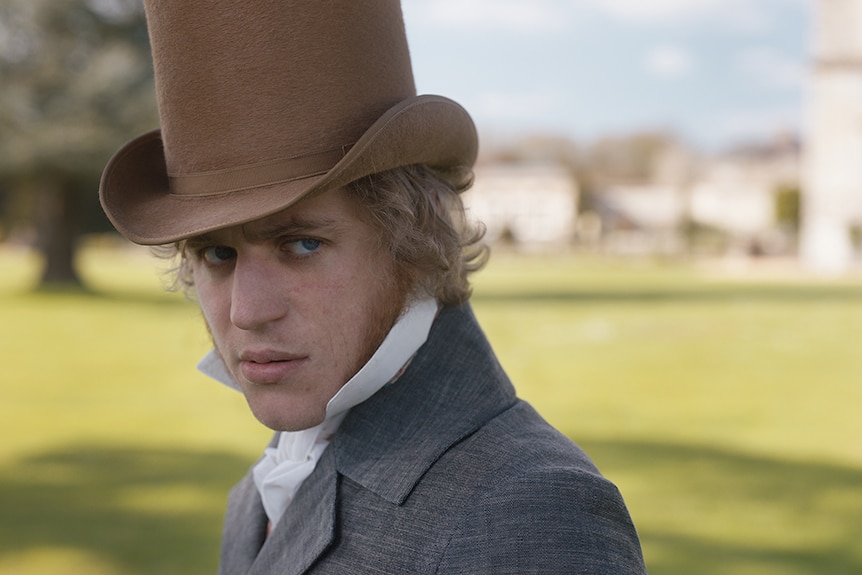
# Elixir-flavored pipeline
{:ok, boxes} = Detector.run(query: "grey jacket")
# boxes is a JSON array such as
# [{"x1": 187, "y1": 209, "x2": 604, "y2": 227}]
[{"x1": 219, "y1": 304, "x2": 647, "y2": 574}]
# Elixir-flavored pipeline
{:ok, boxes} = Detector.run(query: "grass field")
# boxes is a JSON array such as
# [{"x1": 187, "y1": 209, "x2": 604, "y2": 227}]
[{"x1": 1, "y1": 244, "x2": 861, "y2": 574}]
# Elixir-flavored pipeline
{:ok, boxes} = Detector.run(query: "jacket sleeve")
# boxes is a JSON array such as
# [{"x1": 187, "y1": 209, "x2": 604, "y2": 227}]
[{"x1": 437, "y1": 466, "x2": 648, "y2": 575}]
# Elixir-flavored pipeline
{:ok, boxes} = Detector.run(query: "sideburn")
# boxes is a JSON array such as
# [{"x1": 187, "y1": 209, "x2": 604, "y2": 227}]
[{"x1": 352, "y1": 253, "x2": 416, "y2": 379}]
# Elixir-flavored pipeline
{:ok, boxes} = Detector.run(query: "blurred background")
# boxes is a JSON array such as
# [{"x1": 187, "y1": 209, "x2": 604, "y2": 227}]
[{"x1": 1, "y1": 1, "x2": 860, "y2": 574}]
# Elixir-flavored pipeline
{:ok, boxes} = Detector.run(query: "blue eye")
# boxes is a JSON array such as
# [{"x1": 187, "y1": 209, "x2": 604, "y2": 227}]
[
  {"x1": 287, "y1": 238, "x2": 322, "y2": 256},
  {"x1": 201, "y1": 245, "x2": 236, "y2": 264}
]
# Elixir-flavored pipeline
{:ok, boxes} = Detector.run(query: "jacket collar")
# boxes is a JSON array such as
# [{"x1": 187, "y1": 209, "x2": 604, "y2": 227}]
[{"x1": 333, "y1": 303, "x2": 517, "y2": 504}]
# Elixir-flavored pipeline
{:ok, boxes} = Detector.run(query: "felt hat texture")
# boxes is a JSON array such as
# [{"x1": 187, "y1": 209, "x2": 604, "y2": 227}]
[{"x1": 99, "y1": 0, "x2": 478, "y2": 245}]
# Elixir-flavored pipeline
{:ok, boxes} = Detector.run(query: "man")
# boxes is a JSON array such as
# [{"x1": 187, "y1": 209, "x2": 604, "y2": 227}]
[{"x1": 100, "y1": 1, "x2": 648, "y2": 574}]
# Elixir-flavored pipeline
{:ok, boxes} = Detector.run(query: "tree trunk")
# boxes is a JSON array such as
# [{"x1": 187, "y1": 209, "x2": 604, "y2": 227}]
[{"x1": 37, "y1": 182, "x2": 83, "y2": 288}]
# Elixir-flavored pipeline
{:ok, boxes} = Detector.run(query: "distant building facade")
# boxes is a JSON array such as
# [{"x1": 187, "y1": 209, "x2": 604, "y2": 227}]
[
  {"x1": 464, "y1": 163, "x2": 578, "y2": 248},
  {"x1": 598, "y1": 139, "x2": 800, "y2": 256}
]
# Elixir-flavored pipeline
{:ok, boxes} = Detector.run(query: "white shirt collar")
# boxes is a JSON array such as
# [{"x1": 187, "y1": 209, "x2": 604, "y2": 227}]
[
  {"x1": 196, "y1": 297, "x2": 438, "y2": 527},
  {"x1": 323, "y1": 296, "x2": 437, "y2": 417}
]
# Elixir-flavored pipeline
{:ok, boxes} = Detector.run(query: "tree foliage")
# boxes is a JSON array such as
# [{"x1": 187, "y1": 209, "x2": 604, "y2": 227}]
[
  {"x1": 0, "y1": 0, "x2": 156, "y2": 286},
  {"x1": 583, "y1": 131, "x2": 681, "y2": 185}
]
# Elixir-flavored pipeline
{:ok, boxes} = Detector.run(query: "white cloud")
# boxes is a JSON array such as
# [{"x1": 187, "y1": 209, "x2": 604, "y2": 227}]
[
  {"x1": 575, "y1": 0, "x2": 805, "y2": 32},
  {"x1": 416, "y1": 0, "x2": 569, "y2": 33},
  {"x1": 739, "y1": 48, "x2": 806, "y2": 89},
  {"x1": 590, "y1": 0, "x2": 724, "y2": 22},
  {"x1": 409, "y1": 0, "x2": 808, "y2": 35},
  {"x1": 472, "y1": 90, "x2": 565, "y2": 122},
  {"x1": 644, "y1": 45, "x2": 695, "y2": 78}
]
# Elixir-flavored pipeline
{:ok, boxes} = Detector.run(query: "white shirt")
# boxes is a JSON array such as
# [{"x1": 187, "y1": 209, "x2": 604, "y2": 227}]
[{"x1": 197, "y1": 297, "x2": 438, "y2": 527}]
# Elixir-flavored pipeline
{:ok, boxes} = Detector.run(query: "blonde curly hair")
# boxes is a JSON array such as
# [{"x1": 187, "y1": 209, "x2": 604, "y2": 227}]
[{"x1": 159, "y1": 164, "x2": 488, "y2": 307}]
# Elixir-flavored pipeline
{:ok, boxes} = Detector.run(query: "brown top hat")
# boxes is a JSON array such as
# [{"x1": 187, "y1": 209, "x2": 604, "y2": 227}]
[{"x1": 99, "y1": 0, "x2": 477, "y2": 245}]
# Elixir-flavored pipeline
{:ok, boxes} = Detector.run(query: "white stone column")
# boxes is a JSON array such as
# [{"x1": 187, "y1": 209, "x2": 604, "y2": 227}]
[{"x1": 801, "y1": 0, "x2": 862, "y2": 272}]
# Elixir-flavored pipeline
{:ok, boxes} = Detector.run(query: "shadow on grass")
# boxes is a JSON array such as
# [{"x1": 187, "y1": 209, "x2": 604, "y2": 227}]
[
  {"x1": 2, "y1": 440, "x2": 860, "y2": 575},
  {"x1": 474, "y1": 284, "x2": 862, "y2": 305},
  {"x1": 579, "y1": 439, "x2": 862, "y2": 575},
  {"x1": 10, "y1": 286, "x2": 194, "y2": 309},
  {"x1": 0, "y1": 445, "x2": 253, "y2": 575}
]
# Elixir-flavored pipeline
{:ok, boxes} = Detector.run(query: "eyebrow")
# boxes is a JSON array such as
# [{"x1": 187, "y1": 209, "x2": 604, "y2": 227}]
[
  {"x1": 243, "y1": 214, "x2": 341, "y2": 243},
  {"x1": 184, "y1": 214, "x2": 342, "y2": 248}
]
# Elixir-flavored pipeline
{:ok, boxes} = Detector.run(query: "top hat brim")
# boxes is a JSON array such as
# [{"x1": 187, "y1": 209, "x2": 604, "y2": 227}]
[{"x1": 99, "y1": 94, "x2": 477, "y2": 245}]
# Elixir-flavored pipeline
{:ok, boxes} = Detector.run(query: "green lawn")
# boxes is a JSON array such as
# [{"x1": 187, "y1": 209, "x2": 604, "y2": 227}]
[{"x1": 1, "y1": 244, "x2": 860, "y2": 574}]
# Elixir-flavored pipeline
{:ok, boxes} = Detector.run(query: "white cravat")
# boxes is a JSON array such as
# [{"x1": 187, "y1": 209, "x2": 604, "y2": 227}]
[{"x1": 197, "y1": 297, "x2": 438, "y2": 527}]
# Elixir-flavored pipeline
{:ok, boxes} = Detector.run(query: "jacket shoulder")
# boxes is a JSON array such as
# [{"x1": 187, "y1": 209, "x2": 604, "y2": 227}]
[{"x1": 435, "y1": 401, "x2": 648, "y2": 575}]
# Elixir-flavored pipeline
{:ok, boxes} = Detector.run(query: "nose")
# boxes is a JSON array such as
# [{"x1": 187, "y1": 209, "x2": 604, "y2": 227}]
[{"x1": 229, "y1": 251, "x2": 288, "y2": 330}]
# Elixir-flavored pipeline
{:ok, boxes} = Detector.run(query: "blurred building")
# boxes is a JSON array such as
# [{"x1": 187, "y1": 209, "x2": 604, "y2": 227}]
[
  {"x1": 690, "y1": 138, "x2": 800, "y2": 253},
  {"x1": 598, "y1": 138, "x2": 800, "y2": 256},
  {"x1": 464, "y1": 162, "x2": 578, "y2": 248},
  {"x1": 801, "y1": 0, "x2": 862, "y2": 272},
  {"x1": 466, "y1": 140, "x2": 800, "y2": 256},
  {"x1": 449, "y1": 2, "x2": 862, "y2": 267}
]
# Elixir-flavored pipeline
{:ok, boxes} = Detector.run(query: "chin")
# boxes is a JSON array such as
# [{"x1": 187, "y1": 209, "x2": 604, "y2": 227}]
[
  {"x1": 248, "y1": 400, "x2": 326, "y2": 432},
  {"x1": 237, "y1": 379, "x2": 327, "y2": 431}
]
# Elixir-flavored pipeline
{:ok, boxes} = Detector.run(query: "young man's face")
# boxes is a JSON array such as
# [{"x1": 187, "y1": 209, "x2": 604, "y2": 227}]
[{"x1": 189, "y1": 187, "x2": 407, "y2": 431}]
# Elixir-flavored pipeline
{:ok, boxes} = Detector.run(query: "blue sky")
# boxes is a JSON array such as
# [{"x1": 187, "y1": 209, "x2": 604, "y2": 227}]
[{"x1": 401, "y1": 0, "x2": 811, "y2": 151}]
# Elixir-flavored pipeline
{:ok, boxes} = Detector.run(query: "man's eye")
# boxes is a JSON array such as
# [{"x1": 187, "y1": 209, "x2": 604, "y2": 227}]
[
  {"x1": 285, "y1": 238, "x2": 322, "y2": 256},
  {"x1": 201, "y1": 246, "x2": 236, "y2": 264}
]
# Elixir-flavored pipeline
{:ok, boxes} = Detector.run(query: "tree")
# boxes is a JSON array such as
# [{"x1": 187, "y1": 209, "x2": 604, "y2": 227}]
[
  {"x1": 582, "y1": 131, "x2": 682, "y2": 185},
  {"x1": 0, "y1": 0, "x2": 156, "y2": 287}
]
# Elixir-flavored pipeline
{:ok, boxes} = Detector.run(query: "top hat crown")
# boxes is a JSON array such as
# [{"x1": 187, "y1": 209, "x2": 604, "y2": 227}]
[{"x1": 100, "y1": 0, "x2": 478, "y2": 245}]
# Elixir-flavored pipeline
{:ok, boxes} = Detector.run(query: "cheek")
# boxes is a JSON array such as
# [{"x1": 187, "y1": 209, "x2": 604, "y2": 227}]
[
  {"x1": 312, "y1": 264, "x2": 389, "y2": 337},
  {"x1": 192, "y1": 273, "x2": 229, "y2": 332},
  {"x1": 348, "y1": 264, "x2": 406, "y2": 342}
]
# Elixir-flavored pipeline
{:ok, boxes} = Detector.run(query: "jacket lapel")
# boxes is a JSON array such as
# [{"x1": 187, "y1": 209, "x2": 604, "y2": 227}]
[
  {"x1": 218, "y1": 472, "x2": 268, "y2": 575},
  {"x1": 334, "y1": 303, "x2": 518, "y2": 505},
  {"x1": 249, "y1": 446, "x2": 339, "y2": 575}
]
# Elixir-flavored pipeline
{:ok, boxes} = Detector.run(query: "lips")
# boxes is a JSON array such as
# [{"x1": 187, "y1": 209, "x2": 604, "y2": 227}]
[{"x1": 238, "y1": 350, "x2": 307, "y2": 384}]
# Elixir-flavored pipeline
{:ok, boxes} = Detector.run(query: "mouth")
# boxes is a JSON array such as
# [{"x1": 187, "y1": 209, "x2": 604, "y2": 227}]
[{"x1": 238, "y1": 350, "x2": 307, "y2": 384}]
